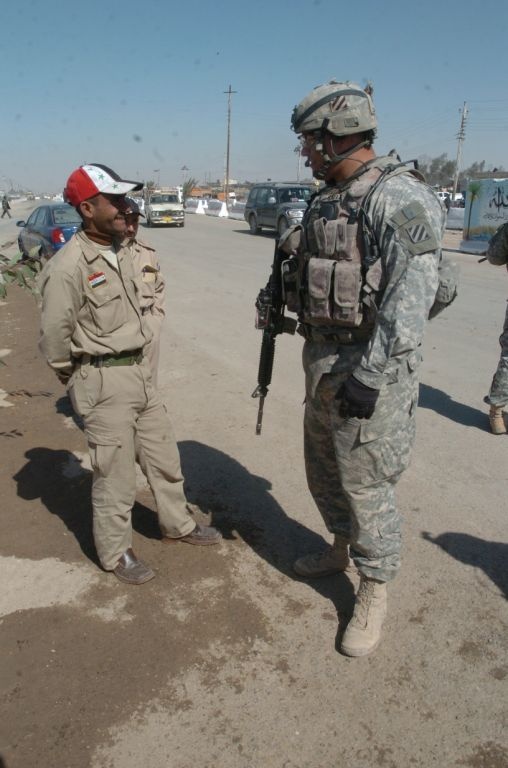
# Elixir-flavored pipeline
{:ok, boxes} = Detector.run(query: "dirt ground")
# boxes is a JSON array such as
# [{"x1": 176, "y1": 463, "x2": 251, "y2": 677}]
[{"x1": 0, "y1": 215, "x2": 506, "y2": 768}]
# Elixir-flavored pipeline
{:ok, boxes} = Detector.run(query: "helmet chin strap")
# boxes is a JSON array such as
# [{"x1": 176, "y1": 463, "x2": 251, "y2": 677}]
[{"x1": 310, "y1": 135, "x2": 369, "y2": 181}]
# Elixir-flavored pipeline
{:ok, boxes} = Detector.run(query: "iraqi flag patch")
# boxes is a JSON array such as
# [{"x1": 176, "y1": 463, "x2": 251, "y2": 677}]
[{"x1": 88, "y1": 271, "x2": 107, "y2": 288}]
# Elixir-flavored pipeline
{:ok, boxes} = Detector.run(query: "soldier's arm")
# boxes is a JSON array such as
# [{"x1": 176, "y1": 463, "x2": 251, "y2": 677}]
[
  {"x1": 353, "y1": 206, "x2": 440, "y2": 390},
  {"x1": 486, "y1": 222, "x2": 508, "y2": 266},
  {"x1": 39, "y1": 267, "x2": 80, "y2": 379}
]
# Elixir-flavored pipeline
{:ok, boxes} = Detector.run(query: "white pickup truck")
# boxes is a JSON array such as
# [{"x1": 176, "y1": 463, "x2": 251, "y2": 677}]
[{"x1": 145, "y1": 191, "x2": 185, "y2": 227}]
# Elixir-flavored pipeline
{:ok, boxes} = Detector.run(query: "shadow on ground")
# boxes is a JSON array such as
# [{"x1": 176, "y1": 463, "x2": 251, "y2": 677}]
[
  {"x1": 422, "y1": 530, "x2": 508, "y2": 599},
  {"x1": 179, "y1": 439, "x2": 356, "y2": 625},
  {"x1": 419, "y1": 383, "x2": 488, "y2": 429},
  {"x1": 12, "y1": 437, "x2": 356, "y2": 629},
  {"x1": 12, "y1": 447, "x2": 158, "y2": 568}
]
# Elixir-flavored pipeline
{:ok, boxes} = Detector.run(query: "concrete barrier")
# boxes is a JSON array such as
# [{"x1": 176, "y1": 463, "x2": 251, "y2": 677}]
[
  {"x1": 228, "y1": 201, "x2": 246, "y2": 221},
  {"x1": 459, "y1": 239, "x2": 488, "y2": 255},
  {"x1": 206, "y1": 200, "x2": 228, "y2": 218},
  {"x1": 446, "y1": 207, "x2": 465, "y2": 231},
  {"x1": 185, "y1": 198, "x2": 207, "y2": 214}
]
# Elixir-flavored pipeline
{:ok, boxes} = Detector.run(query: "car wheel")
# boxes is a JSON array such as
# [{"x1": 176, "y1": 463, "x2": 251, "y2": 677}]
[
  {"x1": 249, "y1": 214, "x2": 260, "y2": 234},
  {"x1": 277, "y1": 217, "x2": 289, "y2": 237}
]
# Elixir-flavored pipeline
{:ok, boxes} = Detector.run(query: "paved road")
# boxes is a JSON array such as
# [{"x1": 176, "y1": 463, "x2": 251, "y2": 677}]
[{"x1": 1, "y1": 208, "x2": 506, "y2": 768}]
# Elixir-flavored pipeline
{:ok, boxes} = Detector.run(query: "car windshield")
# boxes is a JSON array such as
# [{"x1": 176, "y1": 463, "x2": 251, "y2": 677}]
[
  {"x1": 150, "y1": 194, "x2": 179, "y2": 204},
  {"x1": 278, "y1": 188, "x2": 312, "y2": 203},
  {"x1": 51, "y1": 206, "x2": 81, "y2": 225}
]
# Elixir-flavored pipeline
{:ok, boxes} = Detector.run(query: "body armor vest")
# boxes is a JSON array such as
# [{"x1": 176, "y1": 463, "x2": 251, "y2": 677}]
[{"x1": 285, "y1": 157, "x2": 418, "y2": 331}]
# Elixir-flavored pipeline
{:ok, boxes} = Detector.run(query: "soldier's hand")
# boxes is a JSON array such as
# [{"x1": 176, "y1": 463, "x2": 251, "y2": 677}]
[{"x1": 336, "y1": 376, "x2": 379, "y2": 419}]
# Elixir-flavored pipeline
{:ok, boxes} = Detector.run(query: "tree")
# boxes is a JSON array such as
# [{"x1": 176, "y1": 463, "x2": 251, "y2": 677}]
[
  {"x1": 182, "y1": 177, "x2": 198, "y2": 200},
  {"x1": 465, "y1": 181, "x2": 482, "y2": 239},
  {"x1": 418, "y1": 154, "x2": 455, "y2": 187}
]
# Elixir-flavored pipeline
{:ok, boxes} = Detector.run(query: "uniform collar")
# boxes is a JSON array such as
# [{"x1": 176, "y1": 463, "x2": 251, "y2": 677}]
[{"x1": 77, "y1": 230, "x2": 124, "y2": 264}]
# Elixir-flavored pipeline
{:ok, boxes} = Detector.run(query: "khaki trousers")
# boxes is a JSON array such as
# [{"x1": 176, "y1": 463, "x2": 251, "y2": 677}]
[{"x1": 68, "y1": 359, "x2": 195, "y2": 570}]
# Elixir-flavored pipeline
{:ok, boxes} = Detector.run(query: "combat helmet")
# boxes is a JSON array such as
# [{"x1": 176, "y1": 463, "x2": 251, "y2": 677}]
[
  {"x1": 291, "y1": 80, "x2": 376, "y2": 137},
  {"x1": 291, "y1": 81, "x2": 377, "y2": 180}
]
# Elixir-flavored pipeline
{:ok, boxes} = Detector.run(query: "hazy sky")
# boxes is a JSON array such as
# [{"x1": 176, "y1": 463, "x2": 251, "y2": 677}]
[{"x1": 1, "y1": 0, "x2": 506, "y2": 192}]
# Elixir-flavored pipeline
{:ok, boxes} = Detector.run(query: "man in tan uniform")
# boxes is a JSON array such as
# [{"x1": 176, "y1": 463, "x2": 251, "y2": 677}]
[
  {"x1": 39, "y1": 164, "x2": 221, "y2": 585},
  {"x1": 124, "y1": 198, "x2": 164, "y2": 387}
]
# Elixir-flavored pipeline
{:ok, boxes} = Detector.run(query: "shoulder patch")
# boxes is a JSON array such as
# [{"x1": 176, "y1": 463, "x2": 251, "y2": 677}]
[
  {"x1": 389, "y1": 202, "x2": 439, "y2": 255},
  {"x1": 136, "y1": 238, "x2": 156, "y2": 252}
]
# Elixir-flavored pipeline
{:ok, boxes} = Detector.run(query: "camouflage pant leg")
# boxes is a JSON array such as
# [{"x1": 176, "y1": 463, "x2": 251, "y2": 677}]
[
  {"x1": 485, "y1": 301, "x2": 508, "y2": 408},
  {"x1": 304, "y1": 372, "x2": 353, "y2": 545},
  {"x1": 305, "y1": 367, "x2": 418, "y2": 582}
]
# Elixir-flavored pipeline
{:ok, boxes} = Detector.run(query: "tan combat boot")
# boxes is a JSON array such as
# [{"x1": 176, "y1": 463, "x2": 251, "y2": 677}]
[
  {"x1": 489, "y1": 406, "x2": 506, "y2": 435},
  {"x1": 340, "y1": 575, "x2": 387, "y2": 657},
  {"x1": 293, "y1": 536, "x2": 350, "y2": 578}
]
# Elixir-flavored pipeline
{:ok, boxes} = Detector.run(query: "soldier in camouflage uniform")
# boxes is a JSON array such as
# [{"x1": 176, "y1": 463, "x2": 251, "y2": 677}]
[
  {"x1": 283, "y1": 81, "x2": 445, "y2": 656},
  {"x1": 483, "y1": 222, "x2": 508, "y2": 434}
]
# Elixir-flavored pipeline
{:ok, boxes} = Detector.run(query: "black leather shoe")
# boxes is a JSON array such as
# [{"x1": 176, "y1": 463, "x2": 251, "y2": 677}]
[
  {"x1": 113, "y1": 548, "x2": 155, "y2": 585},
  {"x1": 175, "y1": 523, "x2": 222, "y2": 546}
]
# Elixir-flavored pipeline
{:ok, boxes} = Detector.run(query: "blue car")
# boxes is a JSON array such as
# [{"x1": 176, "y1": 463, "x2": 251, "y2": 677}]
[{"x1": 17, "y1": 203, "x2": 81, "y2": 259}]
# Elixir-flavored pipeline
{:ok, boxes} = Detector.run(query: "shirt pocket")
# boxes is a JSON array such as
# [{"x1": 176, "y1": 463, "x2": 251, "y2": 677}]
[{"x1": 86, "y1": 290, "x2": 127, "y2": 334}]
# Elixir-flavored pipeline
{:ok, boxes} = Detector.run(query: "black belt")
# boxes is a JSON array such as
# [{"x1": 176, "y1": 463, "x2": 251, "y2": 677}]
[
  {"x1": 90, "y1": 349, "x2": 143, "y2": 367},
  {"x1": 297, "y1": 324, "x2": 372, "y2": 345}
]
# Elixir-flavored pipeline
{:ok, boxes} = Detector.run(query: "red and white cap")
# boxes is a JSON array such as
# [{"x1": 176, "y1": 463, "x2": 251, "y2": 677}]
[{"x1": 64, "y1": 164, "x2": 143, "y2": 207}]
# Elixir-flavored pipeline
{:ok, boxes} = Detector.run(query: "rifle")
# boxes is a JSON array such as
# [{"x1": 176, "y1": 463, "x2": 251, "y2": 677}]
[{"x1": 252, "y1": 240, "x2": 297, "y2": 434}]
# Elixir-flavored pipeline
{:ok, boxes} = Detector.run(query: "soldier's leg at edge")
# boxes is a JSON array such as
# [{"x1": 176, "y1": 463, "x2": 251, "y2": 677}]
[{"x1": 484, "y1": 303, "x2": 508, "y2": 433}]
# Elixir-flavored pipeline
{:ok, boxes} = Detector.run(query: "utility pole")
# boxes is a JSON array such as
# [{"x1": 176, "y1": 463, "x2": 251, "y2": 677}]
[
  {"x1": 452, "y1": 101, "x2": 468, "y2": 201},
  {"x1": 223, "y1": 85, "x2": 237, "y2": 207}
]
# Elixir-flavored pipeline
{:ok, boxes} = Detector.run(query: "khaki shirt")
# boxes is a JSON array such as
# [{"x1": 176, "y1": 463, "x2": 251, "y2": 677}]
[
  {"x1": 39, "y1": 230, "x2": 150, "y2": 377},
  {"x1": 129, "y1": 238, "x2": 166, "y2": 317}
]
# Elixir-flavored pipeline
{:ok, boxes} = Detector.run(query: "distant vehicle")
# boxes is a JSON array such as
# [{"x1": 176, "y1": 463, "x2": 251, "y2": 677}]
[
  {"x1": 16, "y1": 203, "x2": 81, "y2": 259},
  {"x1": 244, "y1": 183, "x2": 312, "y2": 236},
  {"x1": 145, "y1": 191, "x2": 185, "y2": 227}
]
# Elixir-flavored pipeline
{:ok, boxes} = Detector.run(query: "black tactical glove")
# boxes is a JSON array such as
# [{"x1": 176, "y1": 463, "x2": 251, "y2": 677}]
[{"x1": 336, "y1": 376, "x2": 379, "y2": 420}]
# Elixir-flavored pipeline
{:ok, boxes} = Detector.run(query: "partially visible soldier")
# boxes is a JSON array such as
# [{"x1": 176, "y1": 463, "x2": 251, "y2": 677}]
[
  {"x1": 124, "y1": 198, "x2": 165, "y2": 387},
  {"x1": 483, "y1": 221, "x2": 508, "y2": 434},
  {"x1": 39, "y1": 164, "x2": 221, "y2": 586},
  {"x1": 281, "y1": 81, "x2": 446, "y2": 656}
]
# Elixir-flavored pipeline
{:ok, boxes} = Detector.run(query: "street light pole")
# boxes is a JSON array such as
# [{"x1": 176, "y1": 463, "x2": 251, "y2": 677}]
[{"x1": 223, "y1": 84, "x2": 237, "y2": 207}]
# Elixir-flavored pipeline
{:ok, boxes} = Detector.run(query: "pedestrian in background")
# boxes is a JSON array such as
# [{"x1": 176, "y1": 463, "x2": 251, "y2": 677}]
[
  {"x1": 484, "y1": 221, "x2": 508, "y2": 434},
  {"x1": 1, "y1": 194, "x2": 11, "y2": 218},
  {"x1": 124, "y1": 197, "x2": 165, "y2": 388},
  {"x1": 39, "y1": 164, "x2": 221, "y2": 586},
  {"x1": 278, "y1": 80, "x2": 445, "y2": 656}
]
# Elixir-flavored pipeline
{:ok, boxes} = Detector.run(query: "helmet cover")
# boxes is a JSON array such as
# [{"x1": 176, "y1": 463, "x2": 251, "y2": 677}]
[{"x1": 291, "y1": 80, "x2": 376, "y2": 137}]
